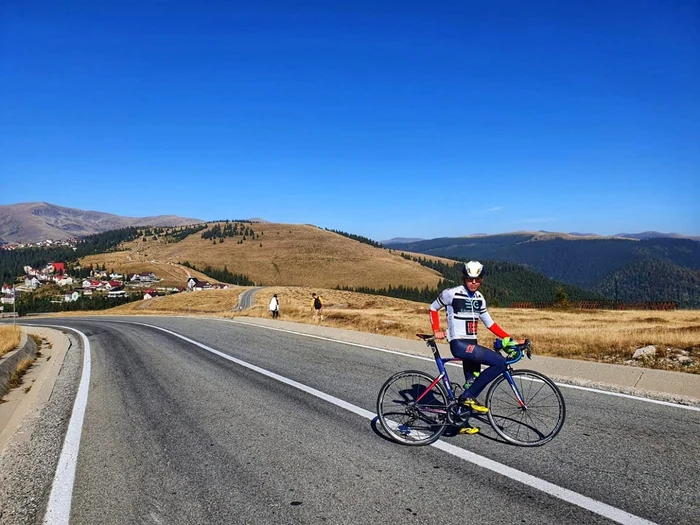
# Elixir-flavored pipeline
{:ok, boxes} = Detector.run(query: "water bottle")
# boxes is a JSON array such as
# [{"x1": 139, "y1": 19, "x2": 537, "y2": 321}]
[{"x1": 463, "y1": 371, "x2": 480, "y2": 390}]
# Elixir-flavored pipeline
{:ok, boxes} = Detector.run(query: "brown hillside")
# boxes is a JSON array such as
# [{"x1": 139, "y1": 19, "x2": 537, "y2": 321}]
[{"x1": 80, "y1": 223, "x2": 442, "y2": 289}]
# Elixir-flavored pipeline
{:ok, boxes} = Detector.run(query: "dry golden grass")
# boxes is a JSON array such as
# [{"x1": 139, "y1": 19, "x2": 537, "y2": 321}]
[
  {"x1": 108, "y1": 286, "x2": 248, "y2": 314},
  {"x1": 241, "y1": 289, "x2": 700, "y2": 357},
  {"x1": 112, "y1": 286, "x2": 700, "y2": 372},
  {"x1": 8, "y1": 357, "x2": 34, "y2": 389},
  {"x1": 50, "y1": 285, "x2": 700, "y2": 374},
  {"x1": 81, "y1": 223, "x2": 442, "y2": 289},
  {"x1": 0, "y1": 326, "x2": 21, "y2": 357}
]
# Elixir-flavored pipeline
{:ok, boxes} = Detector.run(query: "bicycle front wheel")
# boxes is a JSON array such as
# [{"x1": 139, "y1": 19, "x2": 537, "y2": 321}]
[
  {"x1": 486, "y1": 370, "x2": 566, "y2": 447},
  {"x1": 376, "y1": 370, "x2": 449, "y2": 446}
]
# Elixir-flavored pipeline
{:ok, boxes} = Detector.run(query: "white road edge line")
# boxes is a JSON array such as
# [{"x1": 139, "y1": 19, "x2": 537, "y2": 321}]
[
  {"x1": 222, "y1": 318, "x2": 700, "y2": 412},
  {"x1": 42, "y1": 326, "x2": 91, "y2": 525},
  {"x1": 137, "y1": 321, "x2": 656, "y2": 525}
]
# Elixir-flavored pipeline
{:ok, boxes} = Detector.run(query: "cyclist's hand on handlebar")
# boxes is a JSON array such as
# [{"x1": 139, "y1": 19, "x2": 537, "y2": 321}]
[
  {"x1": 501, "y1": 336, "x2": 517, "y2": 348},
  {"x1": 433, "y1": 331, "x2": 446, "y2": 340}
]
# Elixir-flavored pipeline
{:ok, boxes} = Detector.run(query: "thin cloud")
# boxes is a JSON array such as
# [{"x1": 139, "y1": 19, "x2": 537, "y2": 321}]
[{"x1": 487, "y1": 206, "x2": 503, "y2": 212}]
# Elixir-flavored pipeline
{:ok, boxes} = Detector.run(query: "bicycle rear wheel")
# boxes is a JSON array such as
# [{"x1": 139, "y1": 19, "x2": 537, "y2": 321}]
[
  {"x1": 485, "y1": 369, "x2": 566, "y2": 447},
  {"x1": 376, "y1": 370, "x2": 449, "y2": 446}
]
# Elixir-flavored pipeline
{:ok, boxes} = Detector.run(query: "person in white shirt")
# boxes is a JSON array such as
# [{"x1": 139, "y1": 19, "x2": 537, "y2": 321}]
[{"x1": 269, "y1": 294, "x2": 280, "y2": 319}]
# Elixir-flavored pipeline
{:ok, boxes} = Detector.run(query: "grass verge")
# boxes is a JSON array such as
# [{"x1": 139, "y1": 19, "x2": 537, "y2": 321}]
[
  {"x1": 0, "y1": 326, "x2": 21, "y2": 357},
  {"x1": 8, "y1": 358, "x2": 35, "y2": 389}
]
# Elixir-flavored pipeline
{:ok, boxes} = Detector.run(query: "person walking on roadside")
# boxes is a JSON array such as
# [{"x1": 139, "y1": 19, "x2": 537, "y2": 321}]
[
  {"x1": 311, "y1": 293, "x2": 324, "y2": 322},
  {"x1": 429, "y1": 260, "x2": 522, "y2": 435},
  {"x1": 269, "y1": 293, "x2": 280, "y2": 319}
]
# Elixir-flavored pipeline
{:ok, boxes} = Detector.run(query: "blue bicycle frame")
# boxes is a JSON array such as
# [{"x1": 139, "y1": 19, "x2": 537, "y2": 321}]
[{"x1": 415, "y1": 336, "x2": 529, "y2": 408}]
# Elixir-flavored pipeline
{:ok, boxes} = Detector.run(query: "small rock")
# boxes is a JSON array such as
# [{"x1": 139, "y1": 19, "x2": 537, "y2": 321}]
[
  {"x1": 633, "y1": 345, "x2": 656, "y2": 359},
  {"x1": 676, "y1": 356, "x2": 693, "y2": 365}
]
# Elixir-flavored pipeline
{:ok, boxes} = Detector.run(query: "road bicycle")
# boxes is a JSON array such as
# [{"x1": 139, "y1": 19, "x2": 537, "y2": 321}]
[{"x1": 376, "y1": 334, "x2": 566, "y2": 447}]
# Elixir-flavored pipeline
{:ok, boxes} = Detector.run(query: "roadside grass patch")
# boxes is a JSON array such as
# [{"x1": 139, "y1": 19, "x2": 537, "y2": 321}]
[
  {"x1": 0, "y1": 326, "x2": 21, "y2": 357},
  {"x1": 8, "y1": 358, "x2": 35, "y2": 389}
]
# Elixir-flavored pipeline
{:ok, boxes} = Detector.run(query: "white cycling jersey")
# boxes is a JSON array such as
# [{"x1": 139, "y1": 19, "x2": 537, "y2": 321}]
[{"x1": 430, "y1": 286, "x2": 496, "y2": 342}]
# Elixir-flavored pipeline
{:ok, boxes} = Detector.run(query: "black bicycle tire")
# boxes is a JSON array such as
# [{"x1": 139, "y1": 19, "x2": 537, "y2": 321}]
[
  {"x1": 485, "y1": 369, "x2": 566, "y2": 447},
  {"x1": 376, "y1": 370, "x2": 449, "y2": 446}
]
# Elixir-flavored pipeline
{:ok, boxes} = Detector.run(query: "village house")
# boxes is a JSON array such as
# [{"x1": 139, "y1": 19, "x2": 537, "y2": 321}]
[
  {"x1": 54, "y1": 275, "x2": 74, "y2": 286},
  {"x1": 1, "y1": 284, "x2": 13, "y2": 295},
  {"x1": 87, "y1": 280, "x2": 106, "y2": 291},
  {"x1": 104, "y1": 281, "x2": 123, "y2": 291},
  {"x1": 48, "y1": 262, "x2": 66, "y2": 274},
  {"x1": 107, "y1": 290, "x2": 127, "y2": 298},
  {"x1": 193, "y1": 281, "x2": 213, "y2": 291},
  {"x1": 83, "y1": 279, "x2": 105, "y2": 289},
  {"x1": 64, "y1": 291, "x2": 81, "y2": 302},
  {"x1": 24, "y1": 275, "x2": 41, "y2": 288},
  {"x1": 143, "y1": 289, "x2": 157, "y2": 300},
  {"x1": 130, "y1": 272, "x2": 158, "y2": 283}
]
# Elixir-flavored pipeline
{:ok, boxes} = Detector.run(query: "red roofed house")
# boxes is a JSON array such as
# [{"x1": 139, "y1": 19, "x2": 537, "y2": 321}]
[
  {"x1": 49, "y1": 262, "x2": 66, "y2": 273},
  {"x1": 105, "y1": 281, "x2": 123, "y2": 291}
]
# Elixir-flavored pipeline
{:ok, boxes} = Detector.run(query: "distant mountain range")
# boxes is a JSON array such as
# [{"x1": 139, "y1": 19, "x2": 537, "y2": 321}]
[
  {"x1": 0, "y1": 202, "x2": 203, "y2": 243},
  {"x1": 381, "y1": 237, "x2": 425, "y2": 244},
  {"x1": 383, "y1": 230, "x2": 699, "y2": 245},
  {"x1": 385, "y1": 233, "x2": 700, "y2": 307}
]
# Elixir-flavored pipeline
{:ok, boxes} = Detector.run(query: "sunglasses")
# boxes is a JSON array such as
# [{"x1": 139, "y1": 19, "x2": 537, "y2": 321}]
[{"x1": 465, "y1": 277, "x2": 483, "y2": 283}]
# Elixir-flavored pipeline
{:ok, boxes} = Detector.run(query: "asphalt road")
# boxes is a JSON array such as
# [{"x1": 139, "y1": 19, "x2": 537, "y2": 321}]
[
  {"x1": 14, "y1": 316, "x2": 700, "y2": 524},
  {"x1": 237, "y1": 287, "x2": 261, "y2": 310}
]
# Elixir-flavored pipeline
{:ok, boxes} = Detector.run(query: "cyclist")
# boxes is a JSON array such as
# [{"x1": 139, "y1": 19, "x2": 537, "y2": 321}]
[{"x1": 429, "y1": 260, "x2": 520, "y2": 434}]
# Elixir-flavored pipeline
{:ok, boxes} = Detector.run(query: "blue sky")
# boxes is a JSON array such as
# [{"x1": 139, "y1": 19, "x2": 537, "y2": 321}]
[{"x1": 1, "y1": 0, "x2": 698, "y2": 241}]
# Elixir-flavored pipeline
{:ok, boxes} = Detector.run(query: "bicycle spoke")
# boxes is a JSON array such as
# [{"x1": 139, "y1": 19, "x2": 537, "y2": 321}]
[
  {"x1": 486, "y1": 371, "x2": 566, "y2": 446},
  {"x1": 377, "y1": 371, "x2": 449, "y2": 446}
]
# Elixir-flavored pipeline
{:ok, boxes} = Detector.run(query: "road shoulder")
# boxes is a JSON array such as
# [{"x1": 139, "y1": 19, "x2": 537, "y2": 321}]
[{"x1": 0, "y1": 327, "x2": 70, "y2": 453}]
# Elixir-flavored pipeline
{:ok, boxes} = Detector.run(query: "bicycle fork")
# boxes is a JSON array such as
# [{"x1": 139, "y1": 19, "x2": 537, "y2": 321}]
[{"x1": 504, "y1": 369, "x2": 527, "y2": 409}]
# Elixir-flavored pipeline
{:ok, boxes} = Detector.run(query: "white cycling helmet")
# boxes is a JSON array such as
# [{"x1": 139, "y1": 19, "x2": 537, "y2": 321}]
[{"x1": 462, "y1": 260, "x2": 485, "y2": 279}]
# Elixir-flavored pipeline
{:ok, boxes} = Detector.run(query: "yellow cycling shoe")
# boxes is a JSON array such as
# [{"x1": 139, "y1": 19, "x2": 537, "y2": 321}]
[
  {"x1": 459, "y1": 426, "x2": 480, "y2": 435},
  {"x1": 458, "y1": 397, "x2": 489, "y2": 414}
]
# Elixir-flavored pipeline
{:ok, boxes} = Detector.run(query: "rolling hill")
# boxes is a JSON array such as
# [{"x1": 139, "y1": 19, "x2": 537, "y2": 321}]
[
  {"x1": 76, "y1": 222, "x2": 600, "y2": 305},
  {"x1": 0, "y1": 202, "x2": 203, "y2": 243},
  {"x1": 79, "y1": 222, "x2": 444, "y2": 290}
]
